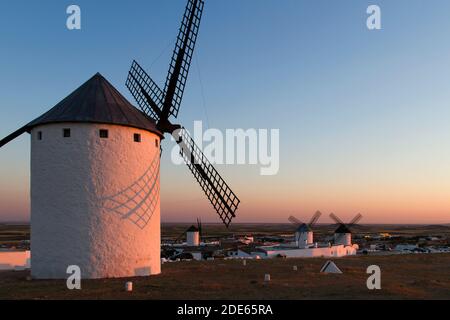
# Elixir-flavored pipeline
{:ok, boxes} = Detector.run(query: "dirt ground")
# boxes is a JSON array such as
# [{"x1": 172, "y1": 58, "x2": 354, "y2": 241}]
[{"x1": 0, "y1": 253, "x2": 449, "y2": 300}]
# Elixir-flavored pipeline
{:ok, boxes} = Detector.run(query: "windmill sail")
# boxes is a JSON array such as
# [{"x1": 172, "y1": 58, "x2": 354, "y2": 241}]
[
  {"x1": 125, "y1": 0, "x2": 240, "y2": 228},
  {"x1": 126, "y1": 71, "x2": 241, "y2": 226},
  {"x1": 308, "y1": 211, "x2": 322, "y2": 226},
  {"x1": 349, "y1": 213, "x2": 363, "y2": 226},
  {"x1": 0, "y1": 125, "x2": 29, "y2": 148},
  {"x1": 329, "y1": 213, "x2": 363, "y2": 233},
  {"x1": 126, "y1": 60, "x2": 164, "y2": 121},
  {"x1": 330, "y1": 213, "x2": 345, "y2": 225},
  {"x1": 288, "y1": 216, "x2": 303, "y2": 227},
  {"x1": 288, "y1": 211, "x2": 322, "y2": 228},
  {"x1": 163, "y1": 0, "x2": 204, "y2": 119},
  {"x1": 174, "y1": 128, "x2": 240, "y2": 227}
]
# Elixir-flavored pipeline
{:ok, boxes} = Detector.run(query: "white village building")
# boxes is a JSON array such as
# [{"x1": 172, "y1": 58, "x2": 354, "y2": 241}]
[
  {"x1": 258, "y1": 243, "x2": 357, "y2": 259},
  {"x1": 229, "y1": 224, "x2": 358, "y2": 259}
]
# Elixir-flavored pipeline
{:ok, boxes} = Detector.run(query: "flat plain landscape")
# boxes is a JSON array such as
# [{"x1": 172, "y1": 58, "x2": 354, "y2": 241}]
[
  {"x1": 0, "y1": 223, "x2": 449, "y2": 299},
  {"x1": 0, "y1": 253, "x2": 449, "y2": 300}
]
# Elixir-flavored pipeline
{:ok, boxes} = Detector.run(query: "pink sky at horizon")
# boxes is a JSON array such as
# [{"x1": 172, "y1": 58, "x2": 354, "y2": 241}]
[
  {"x1": 1, "y1": 139, "x2": 449, "y2": 225},
  {"x1": 158, "y1": 152, "x2": 450, "y2": 225}
]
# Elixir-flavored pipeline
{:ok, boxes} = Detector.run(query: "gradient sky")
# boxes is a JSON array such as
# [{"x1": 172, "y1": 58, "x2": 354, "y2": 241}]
[{"x1": 1, "y1": 0, "x2": 450, "y2": 224}]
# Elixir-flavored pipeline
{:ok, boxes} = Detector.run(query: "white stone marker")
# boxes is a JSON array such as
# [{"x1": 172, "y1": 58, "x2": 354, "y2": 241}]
[
  {"x1": 243, "y1": 260, "x2": 247, "y2": 266},
  {"x1": 264, "y1": 274, "x2": 271, "y2": 282},
  {"x1": 125, "y1": 281, "x2": 133, "y2": 292},
  {"x1": 293, "y1": 265, "x2": 298, "y2": 271}
]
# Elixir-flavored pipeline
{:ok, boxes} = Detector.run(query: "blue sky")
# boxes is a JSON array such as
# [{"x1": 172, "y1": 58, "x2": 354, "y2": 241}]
[{"x1": 1, "y1": 0, "x2": 450, "y2": 223}]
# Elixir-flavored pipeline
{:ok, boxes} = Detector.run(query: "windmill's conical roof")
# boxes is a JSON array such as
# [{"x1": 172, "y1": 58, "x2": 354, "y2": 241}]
[
  {"x1": 26, "y1": 73, "x2": 161, "y2": 135},
  {"x1": 335, "y1": 224, "x2": 351, "y2": 234},
  {"x1": 187, "y1": 225, "x2": 199, "y2": 232},
  {"x1": 296, "y1": 223, "x2": 312, "y2": 233}
]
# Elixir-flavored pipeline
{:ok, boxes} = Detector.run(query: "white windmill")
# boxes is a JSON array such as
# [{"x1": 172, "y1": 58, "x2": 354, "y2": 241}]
[
  {"x1": 0, "y1": 0, "x2": 240, "y2": 279},
  {"x1": 288, "y1": 211, "x2": 322, "y2": 248},
  {"x1": 186, "y1": 218, "x2": 202, "y2": 246},
  {"x1": 329, "y1": 213, "x2": 363, "y2": 246}
]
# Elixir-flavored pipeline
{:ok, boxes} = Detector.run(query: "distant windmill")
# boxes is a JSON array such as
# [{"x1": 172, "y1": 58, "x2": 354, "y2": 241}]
[
  {"x1": 174, "y1": 218, "x2": 202, "y2": 246},
  {"x1": 329, "y1": 213, "x2": 363, "y2": 246},
  {"x1": 126, "y1": 0, "x2": 240, "y2": 228},
  {"x1": 288, "y1": 211, "x2": 322, "y2": 248}
]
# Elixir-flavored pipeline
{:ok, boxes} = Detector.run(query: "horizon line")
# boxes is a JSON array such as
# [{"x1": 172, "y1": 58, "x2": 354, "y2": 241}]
[{"x1": 1, "y1": 221, "x2": 449, "y2": 226}]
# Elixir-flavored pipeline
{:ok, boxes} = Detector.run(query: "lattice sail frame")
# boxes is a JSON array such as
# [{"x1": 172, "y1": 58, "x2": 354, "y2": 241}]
[
  {"x1": 309, "y1": 211, "x2": 322, "y2": 226},
  {"x1": 125, "y1": 0, "x2": 240, "y2": 227},
  {"x1": 173, "y1": 128, "x2": 240, "y2": 227},
  {"x1": 126, "y1": 60, "x2": 164, "y2": 122},
  {"x1": 163, "y1": 0, "x2": 204, "y2": 118},
  {"x1": 329, "y1": 213, "x2": 363, "y2": 233},
  {"x1": 288, "y1": 216, "x2": 304, "y2": 227}
]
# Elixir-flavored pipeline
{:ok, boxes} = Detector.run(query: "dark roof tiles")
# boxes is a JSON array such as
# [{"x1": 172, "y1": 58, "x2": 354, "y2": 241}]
[
  {"x1": 187, "y1": 225, "x2": 199, "y2": 232},
  {"x1": 335, "y1": 224, "x2": 352, "y2": 234},
  {"x1": 26, "y1": 73, "x2": 161, "y2": 135},
  {"x1": 1, "y1": 73, "x2": 163, "y2": 148},
  {"x1": 296, "y1": 223, "x2": 312, "y2": 233}
]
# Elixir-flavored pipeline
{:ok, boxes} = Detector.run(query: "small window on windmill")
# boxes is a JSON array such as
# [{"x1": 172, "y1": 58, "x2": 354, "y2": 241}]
[
  {"x1": 134, "y1": 133, "x2": 141, "y2": 143},
  {"x1": 99, "y1": 129, "x2": 109, "y2": 139},
  {"x1": 37, "y1": 131, "x2": 43, "y2": 141},
  {"x1": 155, "y1": 139, "x2": 159, "y2": 148},
  {"x1": 63, "y1": 128, "x2": 71, "y2": 138}
]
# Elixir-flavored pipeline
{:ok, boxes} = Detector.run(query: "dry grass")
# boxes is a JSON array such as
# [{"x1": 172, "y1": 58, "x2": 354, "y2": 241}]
[{"x1": 1, "y1": 254, "x2": 449, "y2": 300}]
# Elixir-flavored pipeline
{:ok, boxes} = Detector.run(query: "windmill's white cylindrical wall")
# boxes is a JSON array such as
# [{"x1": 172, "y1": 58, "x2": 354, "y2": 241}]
[
  {"x1": 295, "y1": 231, "x2": 313, "y2": 248},
  {"x1": 187, "y1": 231, "x2": 200, "y2": 246},
  {"x1": 334, "y1": 233, "x2": 352, "y2": 246},
  {"x1": 30, "y1": 123, "x2": 161, "y2": 279}
]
